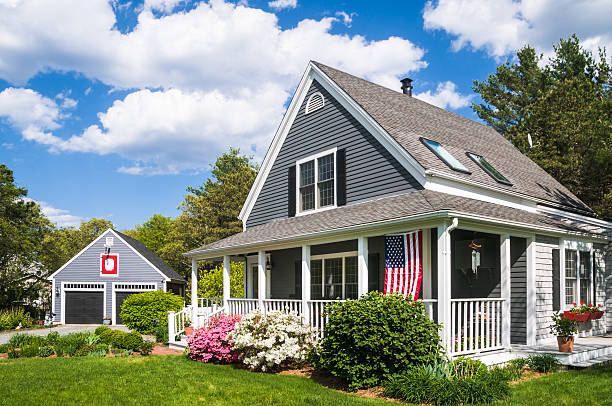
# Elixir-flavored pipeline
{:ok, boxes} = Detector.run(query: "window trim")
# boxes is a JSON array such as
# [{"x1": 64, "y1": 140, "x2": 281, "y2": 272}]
[
  {"x1": 310, "y1": 251, "x2": 358, "y2": 300},
  {"x1": 466, "y1": 152, "x2": 512, "y2": 186},
  {"x1": 420, "y1": 137, "x2": 470, "y2": 174},
  {"x1": 305, "y1": 92, "x2": 325, "y2": 114},
  {"x1": 295, "y1": 147, "x2": 337, "y2": 216}
]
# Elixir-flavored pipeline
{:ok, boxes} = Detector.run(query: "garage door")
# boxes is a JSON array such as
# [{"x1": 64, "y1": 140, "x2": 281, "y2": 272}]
[
  {"x1": 65, "y1": 291, "x2": 104, "y2": 324},
  {"x1": 115, "y1": 292, "x2": 139, "y2": 325}
]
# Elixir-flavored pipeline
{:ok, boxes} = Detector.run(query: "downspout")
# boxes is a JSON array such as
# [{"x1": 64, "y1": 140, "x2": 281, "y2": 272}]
[{"x1": 447, "y1": 217, "x2": 459, "y2": 233}]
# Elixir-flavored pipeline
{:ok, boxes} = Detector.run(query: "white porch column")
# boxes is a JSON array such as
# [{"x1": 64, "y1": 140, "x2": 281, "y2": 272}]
[
  {"x1": 422, "y1": 229, "x2": 432, "y2": 299},
  {"x1": 500, "y1": 234, "x2": 512, "y2": 349},
  {"x1": 526, "y1": 236, "x2": 537, "y2": 346},
  {"x1": 357, "y1": 236, "x2": 369, "y2": 297},
  {"x1": 191, "y1": 259, "x2": 198, "y2": 327},
  {"x1": 257, "y1": 251, "x2": 266, "y2": 311},
  {"x1": 223, "y1": 255, "x2": 231, "y2": 308},
  {"x1": 301, "y1": 245, "x2": 311, "y2": 324},
  {"x1": 437, "y1": 224, "x2": 452, "y2": 356}
]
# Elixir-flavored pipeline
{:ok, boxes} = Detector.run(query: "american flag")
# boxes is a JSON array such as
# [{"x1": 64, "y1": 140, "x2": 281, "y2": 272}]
[{"x1": 384, "y1": 230, "x2": 422, "y2": 300}]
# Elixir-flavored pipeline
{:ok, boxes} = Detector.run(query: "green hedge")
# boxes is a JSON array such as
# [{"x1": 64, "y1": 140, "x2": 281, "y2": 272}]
[
  {"x1": 313, "y1": 291, "x2": 443, "y2": 390},
  {"x1": 119, "y1": 291, "x2": 184, "y2": 334}
]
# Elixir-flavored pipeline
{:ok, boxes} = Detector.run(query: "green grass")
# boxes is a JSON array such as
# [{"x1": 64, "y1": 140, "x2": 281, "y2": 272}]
[
  {"x1": 0, "y1": 356, "x2": 391, "y2": 406},
  {"x1": 0, "y1": 356, "x2": 610, "y2": 405}
]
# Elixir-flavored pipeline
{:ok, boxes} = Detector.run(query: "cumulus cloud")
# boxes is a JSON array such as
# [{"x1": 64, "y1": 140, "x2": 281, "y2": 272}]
[
  {"x1": 335, "y1": 11, "x2": 356, "y2": 27},
  {"x1": 423, "y1": 0, "x2": 612, "y2": 58},
  {"x1": 0, "y1": 0, "x2": 428, "y2": 175},
  {"x1": 268, "y1": 0, "x2": 297, "y2": 11},
  {"x1": 23, "y1": 198, "x2": 84, "y2": 228},
  {"x1": 414, "y1": 81, "x2": 472, "y2": 110}
]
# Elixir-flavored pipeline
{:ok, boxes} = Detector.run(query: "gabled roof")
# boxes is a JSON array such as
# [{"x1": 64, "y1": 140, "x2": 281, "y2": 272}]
[
  {"x1": 187, "y1": 190, "x2": 609, "y2": 258},
  {"x1": 312, "y1": 62, "x2": 592, "y2": 214},
  {"x1": 113, "y1": 230, "x2": 186, "y2": 282}
]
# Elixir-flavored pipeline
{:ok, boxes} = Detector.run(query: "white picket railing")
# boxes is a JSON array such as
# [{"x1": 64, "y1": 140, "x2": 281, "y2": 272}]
[
  {"x1": 450, "y1": 298, "x2": 505, "y2": 356},
  {"x1": 168, "y1": 306, "x2": 191, "y2": 345},
  {"x1": 227, "y1": 298, "x2": 259, "y2": 315},
  {"x1": 263, "y1": 299, "x2": 303, "y2": 314},
  {"x1": 307, "y1": 300, "x2": 343, "y2": 338},
  {"x1": 198, "y1": 297, "x2": 222, "y2": 309}
]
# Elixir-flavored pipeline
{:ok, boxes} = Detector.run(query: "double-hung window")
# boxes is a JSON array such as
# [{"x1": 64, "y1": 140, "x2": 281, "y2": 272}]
[
  {"x1": 297, "y1": 148, "x2": 336, "y2": 214},
  {"x1": 579, "y1": 250, "x2": 591, "y2": 304},
  {"x1": 310, "y1": 252, "x2": 358, "y2": 300},
  {"x1": 565, "y1": 249, "x2": 577, "y2": 305}
]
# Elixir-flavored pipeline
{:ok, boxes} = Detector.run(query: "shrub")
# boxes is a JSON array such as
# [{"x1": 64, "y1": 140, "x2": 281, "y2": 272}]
[
  {"x1": 110, "y1": 330, "x2": 128, "y2": 349},
  {"x1": 314, "y1": 291, "x2": 443, "y2": 390},
  {"x1": 55, "y1": 332, "x2": 88, "y2": 356},
  {"x1": 95, "y1": 326, "x2": 110, "y2": 336},
  {"x1": 187, "y1": 314, "x2": 241, "y2": 364},
  {"x1": 99, "y1": 328, "x2": 114, "y2": 344},
  {"x1": 85, "y1": 346, "x2": 108, "y2": 357},
  {"x1": 383, "y1": 363, "x2": 509, "y2": 405},
  {"x1": 19, "y1": 343, "x2": 40, "y2": 358},
  {"x1": 0, "y1": 308, "x2": 33, "y2": 330},
  {"x1": 120, "y1": 291, "x2": 184, "y2": 334},
  {"x1": 38, "y1": 346, "x2": 55, "y2": 357},
  {"x1": 85, "y1": 331, "x2": 101, "y2": 345},
  {"x1": 499, "y1": 357, "x2": 528, "y2": 381},
  {"x1": 527, "y1": 354, "x2": 561, "y2": 373},
  {"x1": 140, "y1": 340, "x2": 155, "y2": 356},
  {"x1": 0, "y1": 344, "x2": 10, "y2": 353},
  {"x1": 8, "y1": 333, "x2": 31, "y2": 348},
  {"x1": 450, "y1": 357, "x2": 488, "y2": 379},
  {"x1": 155, "y1": 324, "x2": 168, "y2": 344},
  {"x1": 8, "y1": 349, "x2": 19, "y2": 359},
  {"x1": 231, "y1": 310, "x2": 317, "y2": 372},
  {"x1": 122, "y1": 331, "x2": 144, "y2": 351},
  {"x1": 46, "y1": 331, "x2": 60, "y2": 345}
]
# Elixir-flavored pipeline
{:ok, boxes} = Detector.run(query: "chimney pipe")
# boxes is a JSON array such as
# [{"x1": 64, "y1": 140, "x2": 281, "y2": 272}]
[{"x1": 400, "y1": 78, "x2": 413, "y2": 96}]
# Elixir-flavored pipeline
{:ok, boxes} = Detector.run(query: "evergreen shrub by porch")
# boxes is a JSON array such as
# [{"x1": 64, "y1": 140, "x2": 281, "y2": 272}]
[
  {"x1": 313, "y1": 291, "x2": 443, "y2": 390},
  {"x1": 95, "y1": 326, "x2": 110, "y2": 336},
  {"x1": 120, "y1": 290, "x2": 184, "y2": 334},
  {"x1": 186, "y1": 314, "x2": 241, "y2": 364},
  {"x1": 230, "y1": 310, "x2": 317, "y2": 371}
]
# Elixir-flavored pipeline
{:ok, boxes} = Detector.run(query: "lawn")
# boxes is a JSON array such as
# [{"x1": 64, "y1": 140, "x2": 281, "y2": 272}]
[{"x1": 0, "y1": 355, "x2": 610, "y2": 406}]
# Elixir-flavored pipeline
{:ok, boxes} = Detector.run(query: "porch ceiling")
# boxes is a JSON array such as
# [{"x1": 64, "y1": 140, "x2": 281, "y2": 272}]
[{"x1": 185, "y1": 190, "x2": 609, "y2": 260}]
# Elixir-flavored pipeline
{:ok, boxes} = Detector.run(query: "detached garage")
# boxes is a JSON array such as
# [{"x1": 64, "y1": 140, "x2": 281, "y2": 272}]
[{"x1": 49, "y1": 229, "x2": 186, "y2": 325}]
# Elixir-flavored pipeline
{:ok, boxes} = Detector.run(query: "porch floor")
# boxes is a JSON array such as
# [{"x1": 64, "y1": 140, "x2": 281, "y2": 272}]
[{"x1": 513, "y1": 334, "x2": 612, "y2": 368}]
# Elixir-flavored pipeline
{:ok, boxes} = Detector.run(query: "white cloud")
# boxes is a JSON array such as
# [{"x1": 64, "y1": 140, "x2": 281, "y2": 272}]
[
  {"x1": 0, "y1": 0, "x2": 428, "y2": 174},
  {"x1": 423, "y1": 0, "x2": 612, "y2": 58},
  {"x1": 143, "y1": 0, "x2": 183, "y2": 13},
  {"x1": 268, "y1": 0, "x2": 296, "y2": 11},
  {"x1": 335, "y1": 11, "x2": 356, "y2": 27},
  {"x1": 415, "y1": 81, "x2": 472, "y2": 110},
  {"x1": 23, "y1": 198, "x2": 84, "y2": 228}
]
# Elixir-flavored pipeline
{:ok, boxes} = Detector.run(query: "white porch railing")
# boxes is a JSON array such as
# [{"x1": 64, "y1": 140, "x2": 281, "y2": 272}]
[
  {"x1": 198, "y1": 297, "x2": 222, "y2": 309},
  {"x1": 450, "y1": 298, "x2": 505, "y2": 356},
  {"x1": 421, "y1": 299, "x2": 437, "y2": 322},
  {"x1": 227, "y1": 298, "x2": 259, "y2": 315},
  {"x1": 263, "y1": 299, "x2": 303, "y2": 314},
  {"x1": 168, "y1": 306, "x2": 191, "y2": 343},
  {"x1": 307, "y1": 300, "x2": 343, "y2": 338}
]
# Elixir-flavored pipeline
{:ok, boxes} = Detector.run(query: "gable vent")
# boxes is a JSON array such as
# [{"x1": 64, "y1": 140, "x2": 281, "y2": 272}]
[{"x1": 305, "y1": 92, "x2": 325, "y2": 114}]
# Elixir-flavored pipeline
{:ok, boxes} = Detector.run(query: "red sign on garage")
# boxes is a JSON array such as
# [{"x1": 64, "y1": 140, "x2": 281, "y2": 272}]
[{"x1": 101, "y1": 254, "x2": 118, "y2": 275}]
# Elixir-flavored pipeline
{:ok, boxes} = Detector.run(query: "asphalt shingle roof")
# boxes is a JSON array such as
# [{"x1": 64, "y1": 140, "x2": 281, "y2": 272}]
[
  {"x1": 114, "y1": 230, "x2": 186, "y2": 282},
  {"x1": 313, "y1": 62, "x2": 592, "y2": 214}
]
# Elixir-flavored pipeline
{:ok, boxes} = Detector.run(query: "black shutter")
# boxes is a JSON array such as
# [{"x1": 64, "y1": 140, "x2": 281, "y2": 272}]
[
  {"x1": 368, "y1": 253, "x2": 379, "y2": 292},
  {"x1": 336, "y1": 148, "x2": 347, "y2": 206},
  {"x1": 294, "y1": 260, "x2": 302, "y2": 299},
  {"x1": 552, "y1": 248, "x2": 560, "y2": 311},
  {"x1": 288, "y1": 165, "x2": 296, "y2": 217},
  {"x1": 592, "y1": 252, "x2": 597, "y2": 305}
]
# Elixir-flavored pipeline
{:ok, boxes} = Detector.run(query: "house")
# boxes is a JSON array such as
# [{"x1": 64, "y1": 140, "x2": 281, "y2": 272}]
[
  {"x1": 172, "y1": 61, "x2": 611, "y2": 363},
  {"x1": 49, "y1": 228, "x2": 186, "y2": 325}
]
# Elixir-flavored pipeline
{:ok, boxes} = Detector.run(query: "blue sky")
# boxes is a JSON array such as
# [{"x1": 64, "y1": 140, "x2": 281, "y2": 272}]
[{"x1": 0, "y1": 0, "x2": 610, "y2": 230}]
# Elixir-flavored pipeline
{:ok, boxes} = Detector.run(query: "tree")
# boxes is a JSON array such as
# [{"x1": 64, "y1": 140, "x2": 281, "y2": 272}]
[
  {"x1": 196, "y1": 262, "x2": 245, "y2": 299},
  {"x1": 0, "y1": 164, "x2": 53, "y2": 310},
  {"x1": 124, "y1": 214, "x2": 173, "y2": 254},
  {"x1": 472, "y1": 35, "x2": 611, "y2": 217}
]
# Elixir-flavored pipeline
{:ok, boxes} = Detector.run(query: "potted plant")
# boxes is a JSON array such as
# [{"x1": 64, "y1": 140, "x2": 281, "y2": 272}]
[
  {"x1": 103, "y1": 315, "x2": 111, "y2": 326},
  {"x1": 550, "y1": 312, "x2": 578, "y2": 352},
  {"x1": 586, "y1": 304, "x2": 604, "y2": 320},
  {"x1": 563, "y1": 302, "x2": 591, "y2": 322},
  {"x1": 184, "y1": 320, "x2": 193, "y2": 336}
]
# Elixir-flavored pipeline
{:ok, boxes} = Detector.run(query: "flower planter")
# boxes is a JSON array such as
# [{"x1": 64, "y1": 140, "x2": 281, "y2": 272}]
[
  {"x1": 563, "y1": 311, "x2": 590, "y2": 322},
  {"x1": 184, "y1": 327, "x2": 193, "y2": 336},
  {"x1": 557, "y1": 336, "x2": 574, "y2": 353},
  {"x1": 589, "y1": 311, "x2": 604, "y2": 321}
]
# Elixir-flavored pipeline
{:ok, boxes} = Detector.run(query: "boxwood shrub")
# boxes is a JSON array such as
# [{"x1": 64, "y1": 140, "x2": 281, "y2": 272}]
[
  {"x1": 119, "y1": 291, "x2": 184, "y2": 334},
  {"x1": 313, "y1": 291, "x2": 443, "y2": 390},
  {"x1": 123, "y1": 331, "x2": 144, "y2": 351}
]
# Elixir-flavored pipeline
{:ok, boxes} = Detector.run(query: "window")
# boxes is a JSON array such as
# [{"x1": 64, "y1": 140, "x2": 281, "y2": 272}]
[
  {"x1": 305, "y1": 92, "x2": 325, "y2": 114},
  {"x1": 296, "y1": 149, "x2": 336, "y2": 214},
  {"x1": 579, "y1": 250, "x2": 591, "y2": 305},
  {"x1": 420, "y1": 138, "x2": 470, "y2": 173},
  {"x1": 466, "y1": 152, "x2": 512, "y2": 185},
  {"x1": 565, "y1": 250, "x2": 577, "y2": 305},
  {"x1": 310, "y1": 253, "x2": 358, "y2": 299}
]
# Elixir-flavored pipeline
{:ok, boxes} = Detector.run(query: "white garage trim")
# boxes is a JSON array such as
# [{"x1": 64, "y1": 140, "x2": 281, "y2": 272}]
[
  {"x1": 111, "y1": 282, "x2": 157, "y2": 325},
  {"x1": 61, "y1": 282, "x2": 106, "y2": 325}
]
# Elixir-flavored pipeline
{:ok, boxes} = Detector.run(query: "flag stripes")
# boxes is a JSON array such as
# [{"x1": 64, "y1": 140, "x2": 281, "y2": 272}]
[{"x1": 384, "y1": 230, "x2": 422, "y2": 300}]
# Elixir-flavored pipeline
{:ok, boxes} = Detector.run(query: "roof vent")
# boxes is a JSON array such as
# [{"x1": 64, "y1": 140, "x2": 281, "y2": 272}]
[
  {"x1": 305, "y1": 92, "x2": 324, "y2": 114},
  {"x1": 400, "y1": 78, "x2": 413, "y2": 96}
]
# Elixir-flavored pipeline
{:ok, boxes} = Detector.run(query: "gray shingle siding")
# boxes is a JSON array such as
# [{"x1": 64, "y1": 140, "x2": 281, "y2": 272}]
[
  {"x1": 246, "y1": 80, "x2": 422, "y2": 229},
  {"x1": 52, "y1": 230, "x2": 169, "y2": 323}
]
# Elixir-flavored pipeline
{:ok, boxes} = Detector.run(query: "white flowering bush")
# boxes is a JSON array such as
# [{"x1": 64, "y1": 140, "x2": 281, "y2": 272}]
[{"x1": 230, "y1": 310, "x2": 317, "y2": 372}]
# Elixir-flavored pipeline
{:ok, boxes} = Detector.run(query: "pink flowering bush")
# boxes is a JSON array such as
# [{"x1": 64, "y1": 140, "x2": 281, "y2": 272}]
[{"x1": 186, "y1": 314, "x2": 241, "y2": 363}]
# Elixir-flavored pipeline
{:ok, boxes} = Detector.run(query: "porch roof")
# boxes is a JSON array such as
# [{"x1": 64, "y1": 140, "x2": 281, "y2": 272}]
[{"x1": 186, "y1": 190, "x2": 609, "y2": 259}]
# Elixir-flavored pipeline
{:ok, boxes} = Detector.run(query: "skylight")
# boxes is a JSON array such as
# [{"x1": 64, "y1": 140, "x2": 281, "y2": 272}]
[
  {"x1": 420, "y1": 138, "x2": 469, "y2": 173},
  {"x1": 467, "y1": 152, "x2": 512, "y2": 185}
]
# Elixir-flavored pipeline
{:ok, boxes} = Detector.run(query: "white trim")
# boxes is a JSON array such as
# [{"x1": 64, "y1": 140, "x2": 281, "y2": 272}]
[
  {"x1": 51, "y1": 279, "x2": 56, "y2": 322},
  {"x1": 99, "y1": 253, "x2": 119, "y2": 277},
  {"x1": 61, "y1": 281, "x2": 106, "y2": 325},
  {"x1": 526, "y1": 236, "x2": 537, "y2": 346},
  {"x1": 310, "y1": 250, "x2": 359, "y2": 300},
  {"x1": 537, "y1": 205, "x2": 610, "y2": 228},
  {"x1": 111, "y1": 282, "x2": 156, "y2": 325},
  {"x1": 48, "y1": 229, "x2": 112, "y2": 280},
  {"x1": 305, "y1": 92, "x2": 325, "y2": 114},
  {"x1": 357, "y1": 236, "x2": 368, "y2": 297},
  {"x1": 295, "y1": 147, "x2": 338, "y2": 216}
]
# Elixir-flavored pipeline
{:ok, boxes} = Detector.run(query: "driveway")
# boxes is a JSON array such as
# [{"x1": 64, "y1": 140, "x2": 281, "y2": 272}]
[{"x1": 0, "y1": 325, "x2": 131, "y2": 344}]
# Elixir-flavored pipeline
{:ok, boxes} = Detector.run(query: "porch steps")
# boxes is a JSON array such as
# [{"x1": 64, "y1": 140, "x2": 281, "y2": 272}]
[
  {"x1": 513, "y1": 336, "x2": 612, "y2": 367},
  {"x1": 169, "y1": 339, "x2": 188, "y2": 351},
  {"x1": 568, "y1": 354, "x2": 612, "y2": 368}
]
